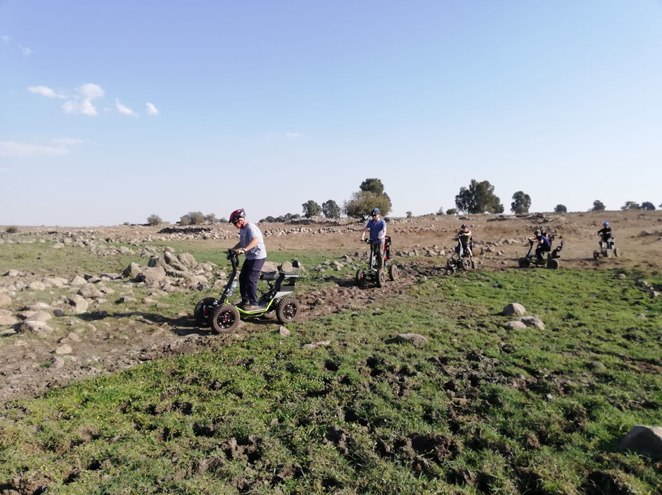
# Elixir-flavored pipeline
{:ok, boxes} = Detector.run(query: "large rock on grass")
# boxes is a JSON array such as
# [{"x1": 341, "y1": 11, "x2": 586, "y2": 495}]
[
  {"x1": 0, "y1": 309, "x2": 18, "y2": 326},
  {"x1": 78, "y1": 284, "x2": 104, "y2": 299},
  {"x1": 395, "y1": 333, "x2": 428, "y2": 346},
  {"x1": 504, "y1": 320, "x2": 528, "y2": 330},
  {"x1": 66, "y1": 295, "x2": 89, "y2": 314},
  {"x1": 70, "y1": 275, "x2": 87, "y2": 287},
  {"x1": 178, "y1": 252, "x2": 196, "y2": 269},
  {"x1": 516, "y1": 316, "x2": 545, "y2": 330},
  {"x1": 620, "y1": 425, "x2": 662, "y2": 458},
  {"x1": 138, "y1": 266, "x2": 166, "y2": 285},
  {"x1": 0, "y1": 293, "x2": 11, "y2": 308},
  {"x1": 503, "y1": 303, "x2": 526, "y2": 316},
  {"x1": 19, "y1": 320, "x2": 54, "y2": 336}
]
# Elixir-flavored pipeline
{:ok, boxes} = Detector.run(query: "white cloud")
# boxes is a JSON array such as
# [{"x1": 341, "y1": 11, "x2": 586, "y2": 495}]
[
  {"x1": 62, "y1": 83, "x2": 105, "y2": 116},
  {"x1": 18, "y1": 45, "x2": 32, "y2": 56},
  {"x1": 286, "y1": 132, "x2": 302, "y2": 138},
  {"x1": 146, "y1": 102, "x2": 159, "y2": 115},
  {"x1": 116, "y1": 99, "x2": 138, "y2": 117},
  {"x1": 0, "y1": 141, "x2": 70, "y2": 157},
  {"x1": 1, "y1": 35, "x2": 9, "y2": 42},
  {"x1": 27, "y1": 85, "x2": 66, "y2": 98},
  {"x1": 51, "y1": 138, "x2": 85, "y2": 146}
]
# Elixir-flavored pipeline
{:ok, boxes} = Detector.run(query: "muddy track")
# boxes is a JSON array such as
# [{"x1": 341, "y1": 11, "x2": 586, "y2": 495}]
[{"x1": 0, "y1": 263, "x2": 441, "y2": 404}]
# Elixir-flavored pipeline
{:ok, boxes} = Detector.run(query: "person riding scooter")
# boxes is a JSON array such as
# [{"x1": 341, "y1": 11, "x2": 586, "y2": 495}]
[
  {"x1": 449, "y1": 224, "x2": 473, "y2": 261},
  {"x1": 596, "y1": 222, "x2": 614, "y2": 250},
  {"x1": 361, "y1": 207, "x2": 387, "y2": 269},
  {"x1": 229, "y1": 208, "x2": 267, "y2": 312},
  {"x1": 529, "y1": 229, "x2": 551, "y2": 261}
]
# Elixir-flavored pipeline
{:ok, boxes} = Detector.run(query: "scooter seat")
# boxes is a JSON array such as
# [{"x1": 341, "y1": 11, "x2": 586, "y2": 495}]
[{"x1": 260, "y1": 271, "x2": 280, "y2": 281}]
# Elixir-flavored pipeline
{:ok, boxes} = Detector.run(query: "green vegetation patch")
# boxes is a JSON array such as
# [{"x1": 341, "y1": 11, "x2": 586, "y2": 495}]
[{"x1": 1, "y1": 268, "x2": 661, "y2": 494}]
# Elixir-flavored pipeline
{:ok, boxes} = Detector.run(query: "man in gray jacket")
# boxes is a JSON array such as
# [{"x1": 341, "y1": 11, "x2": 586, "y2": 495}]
[{"x1": 229, "y1": 208, "x2": 267, "y2": 311}]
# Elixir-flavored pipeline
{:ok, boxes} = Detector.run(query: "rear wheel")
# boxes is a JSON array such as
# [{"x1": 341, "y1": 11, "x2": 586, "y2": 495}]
[
  {"x1": 547, "y1": 258, "x2": 559, "y2": 270},
  {"x1": 389, "y1": 264, "x2": 399, "y2": 281},
  {"x1": 446, "y1": 258, "x2": 455, "y2": 268},
  {"x1": 518, "y1": 257, "x2": 531, "y2": 268},
  {"x1": 461, "y1": 258, "x2": 473, "y2": 271},
  {"x1": 356, "y1": 269, "x2": 366, "y2": 289},
  {"x1": 194, "y1": 297, "x2": 217, "y2": 327},
  {"x1": 614, "y1": 248, "x2": 620, "y2": 257},
  {"x1": 593, "y1": 250, "x2": 599, "y2": 260},
  {"x1": 276, "y1": 297, "x2": 299, "y2": 323},
  {"x1": 606, "y1": 249, "x2": 612, "y2": 258},
  {"x1": 210, "y1": 304, "x2": 240, "y2": 334},
  {"x1": 377, "y1": 269, "x2": 386, "y2": 288}
]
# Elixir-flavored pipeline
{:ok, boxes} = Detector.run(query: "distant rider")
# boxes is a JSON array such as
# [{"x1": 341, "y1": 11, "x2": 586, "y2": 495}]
[
  {"x1": 529, "y1": 229, "x2": 551, "y2": 261},
  {"x1": 450, "y1": 223, "x2": 473, "y2": 261},
  {"x1": 361, "y1": 208, "x2": 387, "y2": 269},
  {"x1": 596, "y1": 222, "x2": 613, "y2": 250},
  {"x1": 229, "y1": 209, "x2": 267, "y2": 312}
]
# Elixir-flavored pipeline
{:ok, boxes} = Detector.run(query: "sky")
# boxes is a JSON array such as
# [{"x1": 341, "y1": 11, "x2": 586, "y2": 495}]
[{"x1": 1, "y1": 0, "x2": 661, "y2": 226}]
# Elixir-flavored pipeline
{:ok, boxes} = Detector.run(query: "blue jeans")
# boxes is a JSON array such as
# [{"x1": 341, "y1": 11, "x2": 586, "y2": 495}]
[{"x1": 239, "y1": 258, "x2": 266, "y2": 305}]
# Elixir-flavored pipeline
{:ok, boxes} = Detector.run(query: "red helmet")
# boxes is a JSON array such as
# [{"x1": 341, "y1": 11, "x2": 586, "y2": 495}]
[{"x1": 229, "y1": 209, "x2": 245, "y2": 224}]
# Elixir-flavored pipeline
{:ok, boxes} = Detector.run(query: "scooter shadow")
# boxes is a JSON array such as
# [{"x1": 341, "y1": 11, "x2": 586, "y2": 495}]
[
  {"x1": 322, "y1": 276, "x2": 357, "y2": 287},
  {"x1": 74, "y1": 310, "x2": 208, "y2": 337}
]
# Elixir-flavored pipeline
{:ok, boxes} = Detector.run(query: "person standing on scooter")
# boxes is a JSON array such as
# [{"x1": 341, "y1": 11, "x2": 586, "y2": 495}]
[
  {"x1": 449, "y1": 223, "x2": 473, "y2": 261},
  {"x1": 529, "y1": 229, "x2": 551, "y2": 261},
  {"x1": 229, "y1": 209, "x2": 267, "y2": 311},
  {"x1": 361, "y1": 208, "x2": 387, "y2": 269},
  {"x1": 596, "y1": 222, "x2": 613, "y2": 250}
]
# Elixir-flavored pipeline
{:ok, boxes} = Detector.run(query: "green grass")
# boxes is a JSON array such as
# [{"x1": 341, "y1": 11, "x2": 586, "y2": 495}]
[{"x1": 1, "y1": 267, "x2": 661, "y2": 494}]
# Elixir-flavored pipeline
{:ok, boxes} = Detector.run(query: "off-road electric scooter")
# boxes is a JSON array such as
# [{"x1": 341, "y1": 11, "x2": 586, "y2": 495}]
[
  {"x1": 593, "y1": 234, "x2": 620, "y2": 260},
  {"x1": 194, "y1": 250, "x2": 301, "y2": 333},
  {"x1": 445, "y1": 237, "x2": 476, "y2": 274},
  {"x1": 518, "y1": 235, "x2": 564, "y2": 269},
  {"x1": 356, "y1": 236, "x2": 398, "y2": 288}
]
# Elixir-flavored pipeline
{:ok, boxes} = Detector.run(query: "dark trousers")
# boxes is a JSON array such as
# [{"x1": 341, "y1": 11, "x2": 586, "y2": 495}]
[
  {"x1": 536, "y1": 245, "x2": 550, "y2": 261},
  {"x1": 239, "y1": 258, "x2": 266, "y2": 305}
]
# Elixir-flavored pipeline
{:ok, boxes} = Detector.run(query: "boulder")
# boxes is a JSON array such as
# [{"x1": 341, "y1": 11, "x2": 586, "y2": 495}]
[
  {"x1": 0, "y1": 309, "x2": 18, "y2": 326},
  {"x1": 24, "y1": 311, "x2": 53, "y2": 322},
  {"x1": 515, "y1": 316, "x2": 545, "y2": 330},
  {"x1": 123, "y1": 262, "x2": 143, "y2": 279},
  {"x1": 66, "y1": 295, "x2": 89, "y2": 314},
  {"x1": 279, "y1": 326, "x2": 291, "y2": 337},
  {"x1": 19, "y1": 320, "x2": 54, "y2": 336},
  {"x1": 55, "y1": 344, "x2": 73, "y2": 355},
  {"x1": 178, "y1": 252, "x2": 197, "y2": 269},
  {"x1": 78, "y1": 284, "x2": 104, "y2": 299},
  {"x1": 70, "y1": 275, "x2": 87, "y2": 286},
  {"x1": 28, "y1": 281, "x2": 46, "y2": 291},
  {"x1": 0, "y1": 293, "x2": 11, "y2": 308},
  {"x1": 261, "y1": 261, "x2": 279, "y2": 274},
  {"x1": 620, "y1": 425, "x2": 662, "y2": 458},
  {"x1": 5, "y1": 269, "x2": 20, "y2": 277},
  {"x1": 503, "y1": 303, "x2": 526, "y2": 316},
  {"x1": 395, "y1": 333, "x2": 428, "y2": 346},
  {"x1": 504, "y1": 320, "x2": 528, "y2": 330},
  {"x1": 138, "y1": 266, "x2": 167, "y2": 285}
]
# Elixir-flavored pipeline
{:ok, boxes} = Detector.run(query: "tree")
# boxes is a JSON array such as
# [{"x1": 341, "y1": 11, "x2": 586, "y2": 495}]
[
  {"x1": 406, "y1": 211, "x2": 413, "y2": 218},
  {"x1": 359, "y1": 178, "x2": 385, "y2": 196},
  {"x1": 180, "y1": 211, "x2": 205, "y2": 225},
  {"x1": 591, "y1": 200, "x2": 606, "y2": 212},
  {"x1": 621, "y1": 201, "x2": 641, "y2": 210},
  {"x1": 322, "y1": 200, "x2": 341, "y2": 219},
  {"x1": 344, "y1": 178, "x2": 393, "y2": 219},
  {"x1": 436, "y1": 207, "x2": 444, "y2": 215},
  {"x1": 446, "y1": 208, "x2": 458, "y2": 215},
  {"x1": 554, "y1": 204, "x2": 567, "y2": 213},
  {"x1": 641, "y1": 201, "x2": 656, "y2": 211},
  {"x1": 510, "y1": 191, "x2": 532, "y2": 214},
  {"x1": 147, "y1": 214, "x2": 162, "y2": 226},
  {"x1": 205, "y1": 213, "x2": 217, "y2": 224},
  {"x1": 455, "y1": 179, "x2": 504, "y2": 214},
  {"x1": 302, "y1": 200, "x2": 322, "y2": 218}
]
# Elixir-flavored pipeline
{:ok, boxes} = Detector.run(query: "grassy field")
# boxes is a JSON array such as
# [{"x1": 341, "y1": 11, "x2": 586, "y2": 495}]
[{"x1": 1, "y1": 259, "x2": 661, "y2": 493}]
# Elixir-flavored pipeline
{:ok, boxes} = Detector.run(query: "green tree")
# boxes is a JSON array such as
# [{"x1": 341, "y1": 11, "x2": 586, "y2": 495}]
[
  {"x1": 359, "y1": 178, "x2": 385, "y2": 195},
  {"x1": 322, "y1": 200, "x2": 341, "y2": 219},
  {"x1": 147, "y1": 214, "x2": 162, "y2": 226},
  {"x1": 205, "y1": 213, "x2": 217, "y2": 224},
  {"x1": 446, "y1": 208, "x2": 458, "y2": 215},
  {"x1": 641, "y1": 201, "x2": 656, "y2": 211},
  {"x1": 554, "y1": 204, "x2": 567, "y2": 213},
  {"x1": 406, "y1": 211, "x2": 413, "y2": 218},
  {"x1": 455, "y1": 179, "x2": 504, "y2": 214},
  {"x1": 591, "y1": 200, "x2": 606, "y2": 211},
  {"x1": 180, "y1": 211, "x2": 205, "y2": 225},
  {"x1": 511, "y1": 191, "x2": 532, "y2": 214},
  {"x1": 621, "y1": 201, "x2": 640, "y2": 210},
  {"x1": 302, "y1": 200, "x2": 322, "y2": 218}
]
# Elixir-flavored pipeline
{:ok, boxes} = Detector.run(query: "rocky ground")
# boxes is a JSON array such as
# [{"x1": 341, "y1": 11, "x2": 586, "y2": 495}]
[{"x1": 1, "y1": 210, "x2": 660, "y2": 403}]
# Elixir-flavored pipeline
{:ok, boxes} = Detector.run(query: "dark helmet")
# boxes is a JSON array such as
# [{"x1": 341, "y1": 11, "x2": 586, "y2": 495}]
[
  {"x1": 534, "y1": 228, "x2": 541, "y2": 236},
  {"x1": 229, "y1": 209, "x2": 245, "y2": 224},
  {"x1": 371, "y1": 208, "x2": 380, "y2": 216},
  {"x1": 461, "y1": 223, "x2": 467, "y2": 229},
  {"x1": 603, "y1": 221, "x2": 609, "y2": 227}
]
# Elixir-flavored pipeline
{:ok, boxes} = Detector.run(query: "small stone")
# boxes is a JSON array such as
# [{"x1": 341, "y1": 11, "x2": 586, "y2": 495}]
[
  {"x1": 0, "y1": 309, "x2": 18, "y2": 326},
  {"x1": 504, "y1": 320, "x2": 528, "y2": 330},
  {"x1": 303, "y1": 340, "x2": 331, "y2": 350},
  {"x1": 55, "y1": 344, "x2": 73, "y2": 355},
  {"x1": 53, "y1": 308, "x2": 65, "y2": 317},
  {"x1": 52, "y1": 357, "x2": 65, "y2": 369},
  {"x1": 516, "y1": 316, "x2": 545, "y2": 330},
  {"x1": 395, "y1": 333, "x2": 428, "y2": 346},
  {"x1": 19, "y1": 320, "x2": 54, "y2": 335},
  {"x1": 0, "y1": 293, "x2": 11, "y2": 308},
  {"x1": 28, "y1": 281, "x2": 46, "y2": 291},
  {"x1": 503, "y1": 303, "x2": 526, "y2": 316},
  {"x1": 279, "y1": 326, "x2": 291, "y2": 336},
  {"x1": 636, "y1": 313, "x2": 646, "y2": 319}
]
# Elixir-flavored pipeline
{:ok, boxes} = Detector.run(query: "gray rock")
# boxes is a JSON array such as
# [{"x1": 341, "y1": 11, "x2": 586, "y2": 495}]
[
  {"x1": 178, "y1": 252, "x2": 197, "y2": 269},
  {"x1": 28, "y1": 281, "x2": 46, "y2": 291},
  {"x1": 70, "y1": 275, "x2": 87, "y2": 286},
  {"x1": 0, "y1": 328, "x2": 16, "y2": 336},
  {"x1": 138, "y1": 266, "x2": 167, "y2": 285},
  {"x1": 261, "y1": 261, "x2": 279, "y2": 274},
  {"x1": 0, "y1": 293, "x2": 12, "y2": 308},
  {"x1": 0, "y1": 309, "x2": 18, "y2": 326},
  {"x1": 395, "y1": 333, "x2": 428, "y2": 346},
  {"x1": 43, "y1": 277, "x2": 66, "y2": 288},
  {"x1": 504, "y1": 320, "x2": 528, "y2": 330},
  {"x1": 78, "y1": 284, "x2": 104, "y2": 299},
  {"x1": 515, "y1": 316, "x2": 545, "y2": 330},
  {"x1": 123, "y1": 262, "x2": 143, "y2": 279},
  {"x1": 636, "y1": 313, "x2": 646, "y2": 319},
  {"x1": 303, "y1": 340, "x2": 331, "y2": 349},
  {"x1": 52, "y1": 357, "x2": 65, "y2": 369},
  {"x1": 620, "y1": 425, "x2": 662, "y2": 458},
  {"x1": 25, "y1": 311, "x2": 53, "y2": 322},
  {"x1": 117, "y1": 296, "x2": 137, "y2": 304},
  {"x1": 19, "y1": 320, "x2": 54, "y2": 335},
  {"x1": 66, "y1": 295, "x2": 89, "y2": 314},
  {"x1": 55, "y1": 344, "x2": 73, "y2": 355},
  {"x1": 5, "y1": 269, "x2": 20, "y2": 277},
  {"x1": 279, "y1": 326, "x2": 291, "y2": 336},
  {"x1": 503, "y1": 303, "x2": 526, "y2": 316}
]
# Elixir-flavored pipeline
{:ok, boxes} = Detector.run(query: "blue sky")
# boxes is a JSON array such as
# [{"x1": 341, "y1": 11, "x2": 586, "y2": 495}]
[{"x1": 1, "y1": 0, "x2": 661, "y2": 226}]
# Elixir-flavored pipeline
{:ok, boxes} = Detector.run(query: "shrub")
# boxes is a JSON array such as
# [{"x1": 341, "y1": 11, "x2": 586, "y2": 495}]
[
  {"x1": 591, "y1": 200, "x2": 606, "y2": 212},
  {"x1": 6, "y1": 226, "x2": 18, "y2": 234},
  {"x1": 406, "y1": 211, "x2": 413, "y2": 218},
  {"x1": 621, "y1": 201, "x2": 640, "y2": 211},
  {"x1": 446, "y1": 208, "x2": 458, "y2": 215},
  {"x1": 147, "y1": 214, "x2": 162, "y2": 226},
  {"x1": 205, "y1": 213, "x2": 218, "y2": 224},
  {"x1": 641, "y1": 202, "x2": 656, "y2": 211},
  {"x1": 455, "y1": 179, "x2": 504, "y2": 214},
  {"x1": 180, "y1": 211, "x2": 206, "y2": 225},
  {"x1": 511, "y1": 191, "x2": 532, "y2": 214},
  {"x1": 302, "y1": 200, "x2": 322, "y2": 218}
]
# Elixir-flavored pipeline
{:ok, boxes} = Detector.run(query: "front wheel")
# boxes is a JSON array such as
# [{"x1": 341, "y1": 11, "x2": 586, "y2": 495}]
[
  {"x1": 377, "y1": 269, "x2": 386, "y2": 288},
  {"x1": 356, "y1": 269, "x2": 366, "y2": 289},
  {"x1": 593, "y1": 250, "x2": 599, "y2": 260},
  {"x1": 194, "y1": 297, "x2": 217, "y2": 327},
  {"x1": 518, "y1": 257, "x2": 531, "y2": 268},
  {"x1": 614, "y1": 248, "x2": 620, "y2": 257},
  {"x1": 461, "y1": 258, "x2": 473, "y2": 271},
  {"x1": 276, "y1": 297, "x2": 300, "y2": 323},
  {"x1": 389, "y1": 264, "x2": 399, "y2": 281},
  {"x1": 210, "y1": 304, "x2": 240, "y2": 334},
  {"x1": 547, "y1": 258, "x2": 559, "y2": 270}
]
